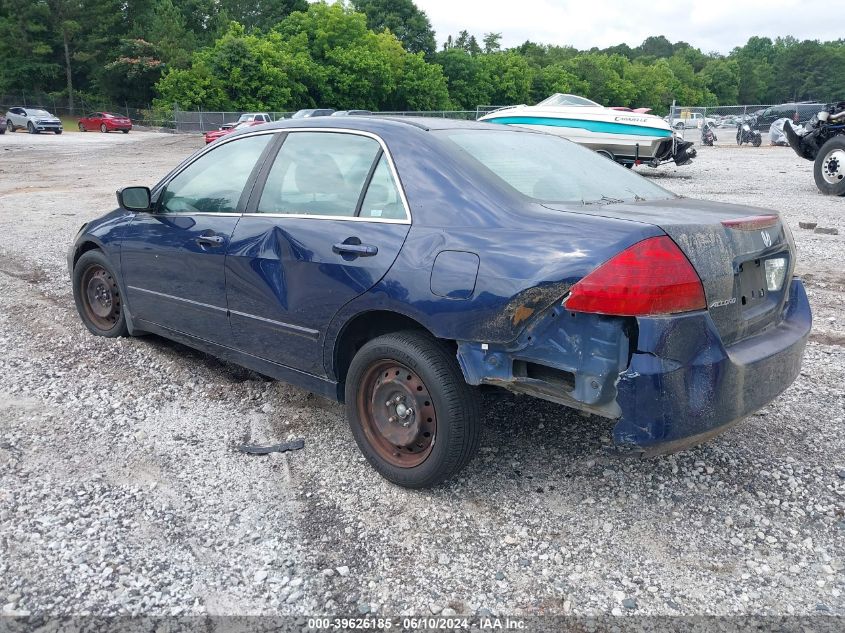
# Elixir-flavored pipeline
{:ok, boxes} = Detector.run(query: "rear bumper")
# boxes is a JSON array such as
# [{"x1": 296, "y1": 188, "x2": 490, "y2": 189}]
[{"x1": 614, "y1": 278, "x2": 811, "y2": 450}]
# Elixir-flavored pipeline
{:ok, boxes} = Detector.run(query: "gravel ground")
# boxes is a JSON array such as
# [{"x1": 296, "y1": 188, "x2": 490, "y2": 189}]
[{"x1": 0, "y1": 129, "x2": 843, "y2": 618}]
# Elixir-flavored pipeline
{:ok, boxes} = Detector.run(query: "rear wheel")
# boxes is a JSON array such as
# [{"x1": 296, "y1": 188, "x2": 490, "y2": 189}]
[
  {"x1": 814, "y1": 136, "x2": 845, "y2": 196},
  {"x1": 345, "y1": 331, "x2": 480, "y2": 488},
  {"x1": 100, "y1": 123, "x2": 108, "y2": 133},
  {"x1": 752, "y1": 134, "x2": 762, "y2": 147},
  {"x1": 72, "y1": 250, "x2": 128, "y2": 337},
  {"x1": 78, "y1": 122, "x2": 86, "y2": 132},
  {"x1": 122, "y1": 129, "x2": 129, "y2": 134}
]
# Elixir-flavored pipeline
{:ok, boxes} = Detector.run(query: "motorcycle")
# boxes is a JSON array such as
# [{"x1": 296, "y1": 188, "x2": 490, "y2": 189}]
[
  {"x1": 701, "y1": 121, "x2": 717, "y2": 146},
  {"x1": 784, "y1": 101, "x2": 845, "y2": 196},
  {"x1": 736, "y1": 117, "x2": 762, "y2": 147}
]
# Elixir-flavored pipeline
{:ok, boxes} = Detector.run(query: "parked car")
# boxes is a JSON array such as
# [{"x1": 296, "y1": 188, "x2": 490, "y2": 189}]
[
  {"x1": 78, "y1": 111, "x2": 133, "y2": 133},
  {"x1": 291, "y1": 108, "x2": 335, "y2": 118},
  {"x1": 68, "y1": 117, "x2": 810, "y2": 488},
  {"x1": 753, "y1": 102, "x2": 824, "y2": 131},
  {"x1": 5, "y1": 107, "x2": 62, "y2": 134},
  {"x1": 331, "y1": 110, "x2": 373, "y2": 116},
  {"x1": 0, "y1": 112, "x2": 5, "y2": 134},
  {"x1": 203, "y1": 120, "x2": 266, "y2": 144},
  {"x1": 221, "y1": 112, "x2": 272, "y2": 130},
  {"x1": 668, "y1": 112, "x2": 717, "y2": 130}
]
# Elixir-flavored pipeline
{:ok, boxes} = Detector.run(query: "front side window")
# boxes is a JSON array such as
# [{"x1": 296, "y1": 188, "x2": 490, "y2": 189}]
[
  {"x1": 257, "y1": 132, "x2": 381, "y2": 217},
  {"x1": 160, "y1": 134, "x2": 271, "y2": 214}
]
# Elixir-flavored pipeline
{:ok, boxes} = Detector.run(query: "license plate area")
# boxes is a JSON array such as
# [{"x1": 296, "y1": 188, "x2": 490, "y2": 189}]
[{"x1": 737, "y1": 257, "x2": 784, "y2": 321}]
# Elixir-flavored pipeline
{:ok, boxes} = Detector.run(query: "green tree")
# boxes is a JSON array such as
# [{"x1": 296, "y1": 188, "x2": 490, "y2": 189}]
[
  {"x1": 353, "y1": 0, "x2": 436, "y2": 56},
  {"x1": 482, "y1": 32, "x2": 502, "y2": 54},
  {"x1": 0, "y1": 0, "x2": 59, "y2": 93},
  {"x1": 700, "y1": 58, "x2": 739, "y2": 104},
  {"x1": 97, "y1": 38, "x2": 165, "y2": 106}
]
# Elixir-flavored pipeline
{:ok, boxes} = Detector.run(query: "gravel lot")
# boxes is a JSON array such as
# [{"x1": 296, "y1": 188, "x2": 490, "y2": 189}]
[{"x1": 0, "y1": 128, "x2": 843, "y2": 619}]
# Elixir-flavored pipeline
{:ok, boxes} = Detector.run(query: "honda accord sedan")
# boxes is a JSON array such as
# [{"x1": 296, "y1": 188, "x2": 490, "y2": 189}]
[{"x1": 68, "y1": 117, "x2": 811, "y2": 487}]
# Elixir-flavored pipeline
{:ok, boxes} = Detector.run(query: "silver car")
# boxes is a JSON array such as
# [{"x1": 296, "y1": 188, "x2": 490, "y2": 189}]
[{"x1": 5, "y1": 107, "x2": 63, "y2": 134}]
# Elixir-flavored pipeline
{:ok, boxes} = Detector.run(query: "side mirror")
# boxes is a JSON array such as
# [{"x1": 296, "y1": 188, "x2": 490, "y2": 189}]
[{"x1": 117, "y1": 186, "x2": 152, "y2": 212}]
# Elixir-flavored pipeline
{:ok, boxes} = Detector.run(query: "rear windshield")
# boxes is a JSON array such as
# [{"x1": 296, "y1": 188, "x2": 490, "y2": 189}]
[{"x1": 438, "y1": 128, "x2": 675, "y2": 204}]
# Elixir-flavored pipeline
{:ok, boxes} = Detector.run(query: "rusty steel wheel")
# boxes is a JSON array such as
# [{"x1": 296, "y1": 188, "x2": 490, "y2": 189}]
[
  {"x1": 72, "y1": 250, "x2": 128, "y2": 337},
  {"x1": 345, "y1": 331, "x2": 480, "y2": 488},
  {"x1": 357, "y1": 360, "x2": 437, "y2": 468},
  {"x1": 81, "y1": 264, "x2": 121, "y2": 330}
]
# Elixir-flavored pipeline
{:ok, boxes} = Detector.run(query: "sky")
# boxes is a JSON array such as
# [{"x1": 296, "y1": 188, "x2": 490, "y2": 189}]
[{"x1": 414, "y1": 0, "x2": 844, "y2": 54}]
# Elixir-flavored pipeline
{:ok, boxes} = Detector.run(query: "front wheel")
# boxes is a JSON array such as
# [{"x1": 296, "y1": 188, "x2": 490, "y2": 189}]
[
  {"x1": 6, "y1": 120, "x2": 13, "y2": 132},
  {"x1": 121, "y1": 129, "x2": 129, "y2": 134},
  {"x1": 814, "y1": 136, "x2": 845, "y2": 196},
  {"x1": 345, "y1": 331, "x2": 480, "y2": 488},
  {"x1": 72, "y1": 250, "x2": 129, "y2": 337},
  {"x1": 27, "y1": 122, "x2": 37, "y2": 134},
  {"x1": 54, "y1": 130, "x2": 62, "y2": 135},
  {"x1": 736, "y1": 130, "x2": 742, "y2": 145}
]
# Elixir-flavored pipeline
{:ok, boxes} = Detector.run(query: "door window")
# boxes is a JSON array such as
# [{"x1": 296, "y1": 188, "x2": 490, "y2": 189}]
[
  {"x1": 257, "y1": 132, "x2": 380, "y2": 217},
  {"x1": 160, "y1": 133, "x2": 272, "y2": 214},
  {"x1": 359, "y1": 155, "x2": 407, "y2": 220}
]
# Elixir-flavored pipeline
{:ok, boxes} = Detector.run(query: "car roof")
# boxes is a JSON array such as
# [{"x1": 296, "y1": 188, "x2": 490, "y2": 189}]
[{"x1": 247, "y1": 116, "x2": 491, "y2": 135}]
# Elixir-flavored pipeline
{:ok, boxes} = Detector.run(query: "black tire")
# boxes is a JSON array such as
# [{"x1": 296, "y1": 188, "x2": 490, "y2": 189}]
[
  {"x1": 736, "y1": 131, "x2": 742, "y2": 145},
  {"x1": 100, "y1": 123, "x2": 107, "y2": 133},
  {"x1": 72, "y1": 250, "x2": 129, "y2": 338},
  {"x1": 0, "y1": 126, "x2": 4, "y2": 135},
  {"x1": 55, "y1": 129, "x2": 62, "y2": 135},
  {"x1": 752, "y1": 134, "x2": 762, "y2": 147},
  {"x1": 345, "y1": 330, "x2": 480, "y2": 488},
  {"x1": 814, "y1": 136, "x2": 845, "y2": 196},
  {"x1": 78, "y1": 122, "x2": 86, "y2": 132},
  {"x1": 27, "y1": 122, "x2": 37, "y2": 134},
  {"x1": 6, "y1": 120, "x2": 14, "y2": 133},
  {"x1": 122, "y1": 129, "x2": 129, "y2": 134}
]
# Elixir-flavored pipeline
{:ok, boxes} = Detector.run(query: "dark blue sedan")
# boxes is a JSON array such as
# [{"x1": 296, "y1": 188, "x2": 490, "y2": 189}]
[{"x1": 69, "y1": 117, "x2": 811, "y2": 487}]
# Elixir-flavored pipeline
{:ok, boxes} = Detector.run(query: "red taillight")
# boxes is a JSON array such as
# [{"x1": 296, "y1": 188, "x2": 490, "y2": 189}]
[
  {"x1": 721, "y1": 215, "x2": 778, "y2": 230},
  {"x1": 563, "y1": 236, "x2": 706, "y2": 316}
]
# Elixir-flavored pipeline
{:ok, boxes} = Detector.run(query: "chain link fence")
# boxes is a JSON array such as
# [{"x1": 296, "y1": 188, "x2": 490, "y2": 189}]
[
  {"x1": 0, "y1": 92, "x2": 174, "y2": 129},
  {"x1": 172, "y1": 108, "x2": 483, "y2": 133}
]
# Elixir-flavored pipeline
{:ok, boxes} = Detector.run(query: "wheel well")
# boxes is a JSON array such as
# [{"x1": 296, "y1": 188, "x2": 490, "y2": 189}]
[
  {"x1": 333, "y1": 311, "x2": 451, "y2": 384},
  {"x1": 73, "y1": 241, "x2": 101, "y2": 268}
]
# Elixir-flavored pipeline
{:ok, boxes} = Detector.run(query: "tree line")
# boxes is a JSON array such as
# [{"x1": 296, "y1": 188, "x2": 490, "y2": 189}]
[{"x1": 1, "y1": 0, "x2": 843, "y2": 115}]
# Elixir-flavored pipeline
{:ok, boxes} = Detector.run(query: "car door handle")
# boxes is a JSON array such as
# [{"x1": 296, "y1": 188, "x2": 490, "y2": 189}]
[
  {"x1": 332, "y1": 242, "x2": 378, "y2": 257},
  {"x1": 196, "y1": 235, "x2": 225, "y2": 247}
]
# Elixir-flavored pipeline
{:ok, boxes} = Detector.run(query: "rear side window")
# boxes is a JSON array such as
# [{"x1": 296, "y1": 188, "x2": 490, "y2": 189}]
[
  {"x1": 160, "y1": 134, "x2": 271, "y2": 214},
  {"x1": 359, "y1": 156, "x2": 406, "y2": 220},
  {"x1": 440, "y1": 129, "x2": 674, "y2": 204},
  {"x1": 257, "y1": 132, "x2": 381, "y2": 217}
]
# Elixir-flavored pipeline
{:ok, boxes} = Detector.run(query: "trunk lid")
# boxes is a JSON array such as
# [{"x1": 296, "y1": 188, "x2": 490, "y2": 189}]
[{"x1": 542, "y1": 198, "x2": 795, "y2": 345}]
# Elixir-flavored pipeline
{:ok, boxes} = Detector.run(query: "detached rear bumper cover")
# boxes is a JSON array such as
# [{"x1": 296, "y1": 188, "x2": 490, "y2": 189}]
[
  {"x1": 458, "y1": 279, "x2": 810, "y2": 453},
  {"x1": 615, "y1": 278, "x2": 810, "y2": 450}
]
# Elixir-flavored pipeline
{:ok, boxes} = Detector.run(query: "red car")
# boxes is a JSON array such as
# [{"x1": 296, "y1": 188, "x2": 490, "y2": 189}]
[
  {"x1": 203, "y1": 120, "x2": 265, "y2": 144},
  {"x1": 78, "y1": 112, "x2": 133, "y2": 133}
]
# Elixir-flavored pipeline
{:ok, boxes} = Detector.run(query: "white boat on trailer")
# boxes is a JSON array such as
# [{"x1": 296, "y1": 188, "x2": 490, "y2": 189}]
[{"x1": 479, "y1": 93, "x2": 696, "y2": 167}]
